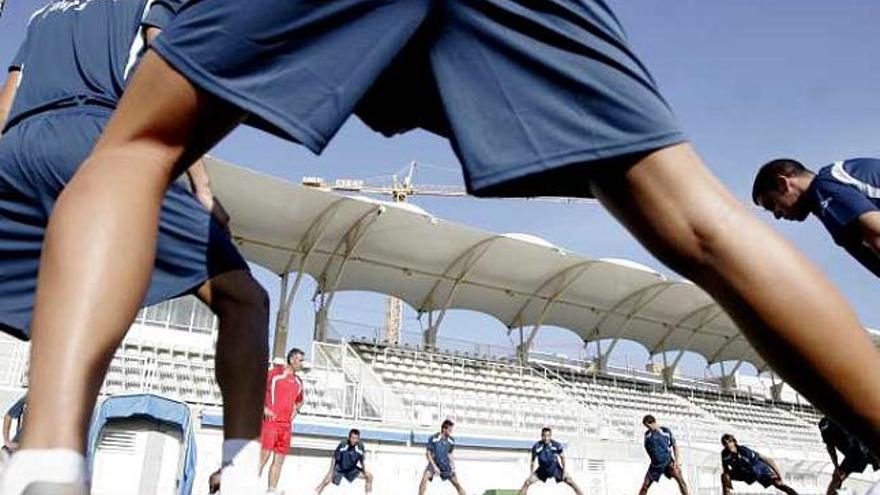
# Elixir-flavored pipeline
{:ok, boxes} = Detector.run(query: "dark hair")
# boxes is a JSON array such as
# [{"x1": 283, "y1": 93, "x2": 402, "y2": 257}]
[
  {"x1": 349, "y1": 428, "x2": 361, "y2": 437},
  {"x1": 541, "y1": 427, "x2": 552, "y2": 435},
  {"x1": 752, "y1": 159, "x2": 811, "y2": 205},
  {"x1": 287, "y1": 348, "x2": 305, "y2": 364},
  {"x1": 721, "y1": 433, "x2": 736, "y2": 445},
  {"x1": 642, "y1": 414, "x2": 656, "y2": 425},
  {"x1": 441, "y1": 419, "x2": 454, "y2": 430}
]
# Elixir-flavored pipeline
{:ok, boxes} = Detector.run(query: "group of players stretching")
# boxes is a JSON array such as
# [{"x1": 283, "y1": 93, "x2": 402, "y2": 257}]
[
  {"x1": 234, "y1": 349, "x2": 872, "y2": 494},
  {"x1": 640, "y1": 414, "x2": 878, "y2": 495}
]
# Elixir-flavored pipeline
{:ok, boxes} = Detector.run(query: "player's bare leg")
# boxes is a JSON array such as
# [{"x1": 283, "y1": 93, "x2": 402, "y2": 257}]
[
  {"x1": 259, "y1": 449, "x2": 272, "y2": 476},
  {"x1": 268, "y1": 453, "x2": 287, "y2": 491},
  {"x1": 669, "y1": 465, "x2": 689, "y2": 495},
  {"x1": 417, "y1": 471, "x2": 430, "y2": 495},
  {"x1": 361, "y1": 470, "x2": 373, "y2": 494},
  {"x1": 20, "y1": 51, "x2": 244, "y2": 455},
  {"x1": 564, "y1": 476, "x2": 585, "y2": 495},
  {"x1": 638, "y1": 476, "x2": 653, "y2": 495},
  {"x1": 449, "y1": 475, "x2": 466, "y2": 495},
  {"x1": 589, "y1": 143, "x2": 880, "y2": 451},
  {"x1": 518, "y1": 474, "x2": 535, "y2": 495},
  {"x1": 825, "y1": 468, "x2": 846, "y2": 495},
  {"x1": 314, "y1": 472, "x2": 333, "y2": 494},
  {"x1": 772, "y1": 478, "x2": 798, "y2": 495},
  {"x1": 196, "y1": 270, "x2": 269, "y2": 442}
]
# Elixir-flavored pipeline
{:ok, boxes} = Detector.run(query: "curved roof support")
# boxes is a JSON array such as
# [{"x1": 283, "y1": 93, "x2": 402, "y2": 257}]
[
  {"x1": 511, "y1": 261, "x2": 599, "y2": 362},
  {"x1": 419, "y1": 236, "x2": 502, "y2": 345},
  {"x1": 314, "y1": 205, "x2": 385, "y2": 341},
  {"x1": 649, "y1": 303, "x2": 719, "y2": 355},
  {"x1": 593, "y1": 282, "x2": 677, "y2": 368},
  {"x1": 708, "y1": 334, "x2": 745, "y2": 364},
  {"x1": 272, "y1": 198, "x2": 345, "y2": 357},
  {"x1": 661, "y1": 308, "x2": 725, "y2": 385}
]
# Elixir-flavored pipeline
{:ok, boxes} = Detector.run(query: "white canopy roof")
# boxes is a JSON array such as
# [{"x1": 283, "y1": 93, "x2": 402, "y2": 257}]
[{"x1": 205, "y1": 157, "x2": 880, "y2": 372}]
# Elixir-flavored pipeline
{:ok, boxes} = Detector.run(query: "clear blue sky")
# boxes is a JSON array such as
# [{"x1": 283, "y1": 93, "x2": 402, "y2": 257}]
[{"x1": 2, "y1": 0, "x2": 879, "y2": 378}]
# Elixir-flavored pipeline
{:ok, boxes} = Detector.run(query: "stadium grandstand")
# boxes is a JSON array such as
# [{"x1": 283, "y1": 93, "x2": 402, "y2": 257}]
[{"x1": 0, "y1": 157, "x2": 877, "y2": 494}]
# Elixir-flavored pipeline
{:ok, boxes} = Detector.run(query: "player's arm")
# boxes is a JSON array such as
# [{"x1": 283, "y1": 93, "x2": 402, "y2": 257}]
[
  {"x1": 2, "y1": 411, "x2": 12, "y2": 447},
  {"x1": 185, "y1": 159, "x2": 231, "y2": 230},
  {"x1": 825, "y1": 443, "x2": 839, "y2": 469},
  {"x1": 858, "y1": 211, "x2": 880, "y2": 256},
  {"x1": 426, "y1": 443, "x2": 440, "y2": 472},
  {"x1": 141, "y1": 0, "x2": 185, "y2": 45},
  {"x1": 840, "y1": 240, "x2": 880, "y2": 278},
  {"x1": 0, "y1": 69, "x2": 21, "y2": 134},
  {"x1": 670, "y1": 432, "x2": 681, "y2": 466},
  {"x1": 758, "y1": 453, "x2": 783, "y2": 479},
  {"x1": 559, "y1": 452, "x2": 566, "y2": 473}
]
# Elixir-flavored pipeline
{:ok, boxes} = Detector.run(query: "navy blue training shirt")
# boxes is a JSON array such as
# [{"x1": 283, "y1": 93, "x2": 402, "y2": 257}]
[
  {"x1": 427, "y1": 432, "x2": 455, "y2": 470},
  {"x1": 6, "y1": 397, "x2": 25, "y2": 420},
  {"x1": 644, "y1": 427, "x2": 675, "y2": 464},
  {"x1": 721, "y1": 445, "x2": 765, "y2": 481},
  {"x1": 806, "y1": 159, "x2": 880, "y2": 277},
  {"x1": 334, "y1": 440, "x2": 365, "y2": 472},
  {"x1": 531, "y1": 440, "x2": 564, "y2": 470},
  {"x1": 6, "y1": 0, "x2": 183, "y2": 131}
]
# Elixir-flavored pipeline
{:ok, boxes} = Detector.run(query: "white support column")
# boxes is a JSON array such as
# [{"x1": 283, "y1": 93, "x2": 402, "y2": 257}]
[
  {"x1": 272, "y1": 198, "x2": 345, "y2": 355},
  {"x1": 314, "y1": 205, "x2": 385, "y2": 342}
]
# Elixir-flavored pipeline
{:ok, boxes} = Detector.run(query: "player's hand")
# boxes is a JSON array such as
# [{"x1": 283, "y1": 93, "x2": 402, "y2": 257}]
[{"x1": 263, "y1": 407, "x2": 275, "y2": 420}]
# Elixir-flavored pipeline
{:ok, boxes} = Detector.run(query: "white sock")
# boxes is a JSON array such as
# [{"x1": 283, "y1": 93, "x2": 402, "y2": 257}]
[{"x1": 0, "y1": 449, "x2": 85, "y2": 495}]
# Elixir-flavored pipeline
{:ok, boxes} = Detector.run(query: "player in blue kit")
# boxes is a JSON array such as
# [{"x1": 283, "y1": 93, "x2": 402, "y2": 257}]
[
  {"x1": 519, "y1": 427, "x2": 584, "y2": 495},
  {"x1": 315, "y1": 429, "x2": 374, "y2": 495},
  {"x1": 819, "y1": 416, "x2": 879, "y2": 495},
  {"x1": 419, "y1": 419, "x2": 467, "y2": 495},
  {"x1": 754, "y1": 158, "x2": 880, "y2": 278},
  {"x1": 0, "y1": 1, "x2": 269, "y2": 493},
  {"x1": 15, "y1": 1, "x2": 880, "y2": 491},
  {"x1": 640, "y1": 415, "x2": 689, "y2": 495},
  {"x1": 720, "y1": 434, "x2": 797, "y2": 495}
]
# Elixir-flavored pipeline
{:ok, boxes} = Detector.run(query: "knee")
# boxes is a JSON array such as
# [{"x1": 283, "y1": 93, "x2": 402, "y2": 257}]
[
  {"x1": 364, "y1": 472, "x2": 373, "y2": 482},
  {"x1": 213, "y1": 272, "x2": 270, "y2": 317}
]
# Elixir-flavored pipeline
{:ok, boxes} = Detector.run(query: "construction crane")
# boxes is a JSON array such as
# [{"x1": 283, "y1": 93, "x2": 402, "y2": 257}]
[
  {"x1": 302, "y1": 161, "x2": 598, "y2": 204},
  {"x1": 300, "y1": 161, "x2": 597, "y2": 344}
]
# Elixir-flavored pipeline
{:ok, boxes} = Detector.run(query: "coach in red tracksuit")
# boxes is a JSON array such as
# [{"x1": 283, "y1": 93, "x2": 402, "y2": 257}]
[{"x1": 258, "y1": 348, "x2": 305, "y2": 494}]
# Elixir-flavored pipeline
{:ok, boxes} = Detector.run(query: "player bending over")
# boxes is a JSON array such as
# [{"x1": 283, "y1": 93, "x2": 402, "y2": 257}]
[
  {"x1": 419, "y1": 419, "x2": 467, "y2": 495},
  {"x1": 720, "y1": 434, "x2": 797, "y2": 495},
  {"x1": 315, "y1": 429, "x2": 373, "y2": 495},
  {"x1": 258, "y1": 350, "x2": 305, "y2": 495},
  {"x1": 519, "y1": 427, "x2": 584, "y2": 495},
  {"x1": 639, "y1": 415, "x2": 689, "y2": 495},
  {"x1": 14, "y1": 1, "x2": 880, "y2": 491},
  {"x1": 754, "y1": 158, "x2": 880, "y2": 278},
  {"x1": 819, "y1": 416, "x2": 879, "y2": 495}
]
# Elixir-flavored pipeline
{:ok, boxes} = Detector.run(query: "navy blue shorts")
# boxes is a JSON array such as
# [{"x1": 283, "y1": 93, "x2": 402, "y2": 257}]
[
  {"x1": 426, "y1": 463, "x2": 454, "y2": 482},
  {"x1": 332, "y1": 468, "x2": 362, "y2": 485},
  {"x1": 841, "y1": 454, "x2": 870, "y2": 475},
  {"x1": 152, "y1": 0, "x2": 685, "y2": 198},
  {"x1": 646, "y1": 460, "x2": 674, "y2": 483},
  {"x1": 535, "y1": 465, "x2": 565, "y2": 483},
  {"x1": 0, "y1": 108, "x2": 248, "y2": 339}
]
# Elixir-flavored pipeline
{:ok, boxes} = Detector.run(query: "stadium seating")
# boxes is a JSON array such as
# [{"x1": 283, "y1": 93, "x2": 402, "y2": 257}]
[{"x1": 350, "y1": 340, "x2": 598, "y2": 436}]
